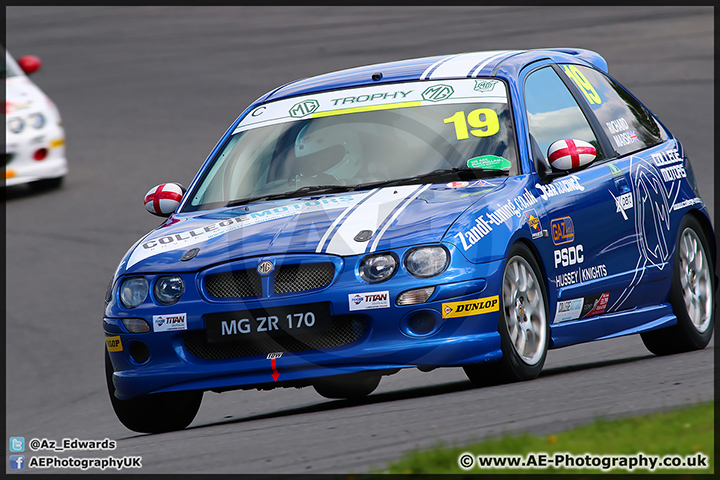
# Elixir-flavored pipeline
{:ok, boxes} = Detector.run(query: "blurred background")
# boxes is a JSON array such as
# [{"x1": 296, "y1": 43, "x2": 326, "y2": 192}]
[{"x1": 5, "y1": 6, "x2": 714, "y2": 474}]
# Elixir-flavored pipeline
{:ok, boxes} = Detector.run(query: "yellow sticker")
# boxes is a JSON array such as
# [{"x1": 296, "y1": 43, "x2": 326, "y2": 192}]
[
  {"x1": 106, "y1": 336, "x2": 123, "y2": 352},
  {"x1": 563, "y1": 64, "x2": 601, "y2": 105},
  {"x1": 5, "y1": 170, "x2": 15, "y2": 179},
  {"x1": 442, "y1": 295, "x2": 499, "y2": 318},
  {"x1": 312, "y1": 101, "x2": 422, "y2": 119},
  {"x1": 443, "y1": 108, "x2": 499, "y2": 141}
]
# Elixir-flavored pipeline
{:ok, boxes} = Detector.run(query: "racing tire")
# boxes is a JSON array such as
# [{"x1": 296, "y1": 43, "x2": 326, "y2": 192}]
[
  {"x1": 641, "y1": 215, "x2": 715, "y2": 355},
  {"x1": 313, "y1": 372, "x2": 381, "y2": 399},
  {"x1": 464, "y1": 242, "x2": 550, "y2": 386},
  {"x1": 105, "y1": 350, "x2": 203, "y2": 433},
  {"x1": 29, "y1": 176, "x2": 64, "y2": 191}
]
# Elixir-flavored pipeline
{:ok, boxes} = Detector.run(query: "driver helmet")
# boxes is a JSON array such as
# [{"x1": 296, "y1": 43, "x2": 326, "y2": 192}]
[{"x1": 294, "y1": 122, "x2": 363, "y2": 179}]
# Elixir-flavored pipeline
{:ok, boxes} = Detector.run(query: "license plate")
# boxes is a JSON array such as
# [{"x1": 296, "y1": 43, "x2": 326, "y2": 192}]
[{"x1": 205, "y1": 302, "x2": 332, "y2": 343}]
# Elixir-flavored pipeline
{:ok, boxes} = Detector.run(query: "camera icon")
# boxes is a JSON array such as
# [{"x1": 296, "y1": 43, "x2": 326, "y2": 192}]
[{"x1": 9, "y1": 437, "x2": 25, "y2": 453}]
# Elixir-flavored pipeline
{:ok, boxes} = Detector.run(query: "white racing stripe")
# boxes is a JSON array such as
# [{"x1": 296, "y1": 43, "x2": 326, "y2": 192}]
[
  {"x1": 315, "y1": 188, "x2": 379, "y2": 253},
  {"x1": 468, "y1": 50, "x2": 523, "y2": 77},
  {"x1": 323, "y1": 185, "x2": 424, "y2": 256},
  {"x1": 420, "y1": 54, "x2": 460, "y2": 80},
  {"x1": 427, "y1": 50, "x2": 517, "y2": 79},
  {"x1": 369, "y1": 184, "x2": 430, "y2": 252}
]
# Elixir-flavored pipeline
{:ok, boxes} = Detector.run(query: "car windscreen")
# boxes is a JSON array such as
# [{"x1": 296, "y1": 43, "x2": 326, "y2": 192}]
[{"x1": 184, "y1": 78, "x2": 518, "y2": 212}]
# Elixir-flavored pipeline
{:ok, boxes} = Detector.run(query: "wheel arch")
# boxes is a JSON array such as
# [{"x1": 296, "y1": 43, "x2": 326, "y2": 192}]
[
  {"x1": 685, "y1": 209, "x2": 717, "y2": 273},
  {"x1": 507, "y1": 235, "x2": 555, "y2": 345},
  {"x1": 510, "y1": 236, "x2": 552, "y2": 301}
]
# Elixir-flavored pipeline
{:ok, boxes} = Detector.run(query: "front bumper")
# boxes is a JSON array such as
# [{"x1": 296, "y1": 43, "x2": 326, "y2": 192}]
[
  {"x1": 5, "y1": 123, "x2": 67, "y2": 186},
  {"x1": 104, "y1": 246, "x2": 506, "y2": 399}
]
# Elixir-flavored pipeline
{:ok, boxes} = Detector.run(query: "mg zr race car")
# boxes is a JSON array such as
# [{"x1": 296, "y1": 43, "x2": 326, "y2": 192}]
[{"x1": 104, "y1": 48, "x2": 716, "y2": 433}]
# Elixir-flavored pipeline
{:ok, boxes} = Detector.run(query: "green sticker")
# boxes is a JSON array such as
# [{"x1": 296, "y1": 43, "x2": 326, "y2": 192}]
[
  {"x1": 607, "y1": 163, "x2": 623, "y2": 178},
  {"x1": 467, "y1": 155, "x2": 511, "y2": 170}
]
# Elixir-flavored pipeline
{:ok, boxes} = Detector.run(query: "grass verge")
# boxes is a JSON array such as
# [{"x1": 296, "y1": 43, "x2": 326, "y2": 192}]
[{"x1": 381, "y1": 401, "x2": 713, "y2": 474}]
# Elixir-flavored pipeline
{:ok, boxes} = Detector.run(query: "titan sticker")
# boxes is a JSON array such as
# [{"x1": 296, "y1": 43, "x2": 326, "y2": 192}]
[
  {"x1": 153, "y1": 313, "x2": 187, "y2": 332},
  {"x1": 442, "y1": 295, "x2": 499, "y2": 318},
  {"x1": 349, "y1": 291, "x2": 390, "y2": 311},
  {"x1": 105, "y1": 336, "x2": 123, "y2": 352}
]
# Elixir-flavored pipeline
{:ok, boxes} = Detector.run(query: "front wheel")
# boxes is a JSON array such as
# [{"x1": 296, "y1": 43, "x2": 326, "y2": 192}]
[
  {"x1": 105, "y1": 350, "x2": 202, "y2": 433},
  {"x1": 464, "y1": 242, "x2": 550, "y2": 386},
  {"x1": 313, "y1": 372, "x2": 381, "y2": 399},
  {"x1": 641, "y1": 215, "x2": 715, "y2": 355},
  {"x1": 29, "y1": 176, "x2": 64, "y2": 191}
]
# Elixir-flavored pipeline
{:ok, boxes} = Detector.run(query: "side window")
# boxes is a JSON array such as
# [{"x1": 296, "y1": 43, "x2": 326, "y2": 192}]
[
  {"x1": 524, "y1": 66, "x2": 604, "y2": 165},
  {"x1": 561, "y1": 64, "x2": 668, "y2": 156}
]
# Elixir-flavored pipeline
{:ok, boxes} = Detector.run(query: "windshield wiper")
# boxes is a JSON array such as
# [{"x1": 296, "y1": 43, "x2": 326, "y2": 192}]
[
  {"x1": 352, "y1": 167, "x2": 508, "y2": 190},
  {"x1": 226, "y1": 184, "x2": 355, "y2": 207},
  {"x1": 225, "y1": 168, "x2": 507, "y2": 207}
]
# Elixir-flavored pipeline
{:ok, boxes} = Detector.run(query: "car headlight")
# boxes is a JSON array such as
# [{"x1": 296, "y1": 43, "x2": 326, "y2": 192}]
[
  {"x1": 120, "y1": 277, "x2": 149, "y2": 309},
  {"x1": 154, "y1": 276, "x2": 185, "y2": 305},
  {"x1": 359, "y1": 253, "x2": 397, "y2": 283},
  {"x1": 405, "y1": 246, "x2": 449, "y2": 278},
  {"x1": 8, "y1": 117, "x2": 24, "y2": 134},
  {"x1": 28, "y1": 112, "x2": 46, "y2": 129}
]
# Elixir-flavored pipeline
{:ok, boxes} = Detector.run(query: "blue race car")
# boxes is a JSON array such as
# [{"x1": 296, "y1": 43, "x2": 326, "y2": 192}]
[{"x1": 104, "y1": 48, "x2": 716, "y2": 433}]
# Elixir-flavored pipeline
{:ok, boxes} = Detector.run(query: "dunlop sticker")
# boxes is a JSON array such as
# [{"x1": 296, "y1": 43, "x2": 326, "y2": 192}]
[
  {"x1": 106, "y1": 336, "x2": 123, "y2": 352},
  {"x1": 442, "y1": 295, "x2": 499, "y2": 319}
]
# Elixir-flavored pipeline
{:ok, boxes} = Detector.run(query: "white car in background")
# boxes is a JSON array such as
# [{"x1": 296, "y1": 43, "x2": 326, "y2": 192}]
[{"x1": 5, "y1": 49, "x2": 67, "y2": 190}]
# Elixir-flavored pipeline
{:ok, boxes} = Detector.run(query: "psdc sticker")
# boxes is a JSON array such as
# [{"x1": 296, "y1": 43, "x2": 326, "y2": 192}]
[{"x1": 442, "y1": 295, "x2": 499, "y2": 318}]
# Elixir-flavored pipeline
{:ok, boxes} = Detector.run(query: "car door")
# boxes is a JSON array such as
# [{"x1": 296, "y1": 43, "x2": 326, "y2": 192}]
[
  {"x1": 561, "y1": 63, "x2": 675, "y2": 314},
  {"x1": 521, "y1": 63, "x2": 636, "y2": 325}
]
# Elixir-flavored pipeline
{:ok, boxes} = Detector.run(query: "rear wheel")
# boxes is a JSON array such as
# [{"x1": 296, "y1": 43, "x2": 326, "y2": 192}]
[
  {"x1": 313, "y1": 372, "x2": 381, "y2": 399},
  {"x1": 105, "y1": 350, "x2": 202, "y2": 433},
  {"x1": 641, "y1": 216, "x2": 715, "y2": 355},
  {"x1": 464, "y1": 242, "x2": 550, "y2": 386}
]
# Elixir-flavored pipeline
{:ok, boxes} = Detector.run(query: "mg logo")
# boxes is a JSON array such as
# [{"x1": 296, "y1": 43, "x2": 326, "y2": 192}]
[
  {"x1": 289, "y1": 99, "x2": 319, "y2": 118},
  {"x1": 474, "y1": 80, "x2": 497, "y2": 92},
  {"x1": 257, "y1": 260, "x2": 274, "y2": 275},
  {"x1": 422, "y1": 84, "x2": 453, "y2": 102}
]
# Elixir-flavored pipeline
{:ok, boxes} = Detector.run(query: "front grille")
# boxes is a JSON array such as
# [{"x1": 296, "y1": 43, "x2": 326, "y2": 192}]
[
  {"x1": 184, "y1": 316, "x2": 366, "y2": 360},
  {"x1": 274, "y1": 263, "x2": 334, "y2": 294},
  {"x1": 205, "y1": 262, "x2": 335, "y2": 299},
  {"x1": 206, "y1": 270, "x2": 262, "y2": 298}
]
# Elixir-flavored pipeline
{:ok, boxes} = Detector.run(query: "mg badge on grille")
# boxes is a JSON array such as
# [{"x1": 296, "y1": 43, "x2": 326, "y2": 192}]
[{"x1": 257, "y1": 260, "x2": 274, "y2": 275}]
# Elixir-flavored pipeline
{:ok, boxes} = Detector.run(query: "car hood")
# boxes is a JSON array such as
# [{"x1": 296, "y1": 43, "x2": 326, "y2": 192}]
[
  {"x1": 6, "y1": 76, "x2": 49, "y2": 115},
  {"x1": 120, "y1": 180, "x2": 505, "y2": 274}
]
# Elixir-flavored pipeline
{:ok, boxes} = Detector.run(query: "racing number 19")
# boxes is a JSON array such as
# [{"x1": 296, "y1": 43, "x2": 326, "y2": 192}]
[
  {"x1": 444, "y1": 108, "x2": 499, "y2": 140},
  {"x1": 563, "y1": 65, "x2": 601, "y2": 105}
]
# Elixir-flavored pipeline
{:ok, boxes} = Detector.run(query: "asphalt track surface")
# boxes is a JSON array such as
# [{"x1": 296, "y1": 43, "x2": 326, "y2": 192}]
[{"x1": 5, "y1": 6, "x2": 715, "y2": 475}]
